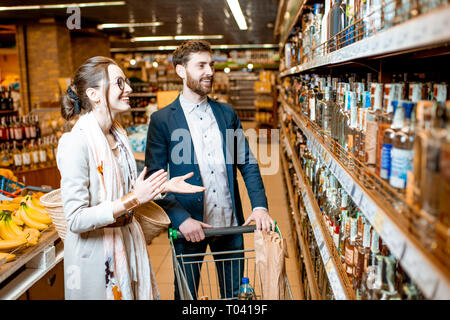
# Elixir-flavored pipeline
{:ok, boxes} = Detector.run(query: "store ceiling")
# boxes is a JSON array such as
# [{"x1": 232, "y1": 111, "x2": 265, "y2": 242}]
[{"x1": 0, "y1": 0, "x2": 280, "y2": 50}]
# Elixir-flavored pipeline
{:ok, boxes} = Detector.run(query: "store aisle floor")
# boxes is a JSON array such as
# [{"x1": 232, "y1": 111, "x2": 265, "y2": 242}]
[{"x1": 147, "y1": 122, "x2": 303, "y2": 300}]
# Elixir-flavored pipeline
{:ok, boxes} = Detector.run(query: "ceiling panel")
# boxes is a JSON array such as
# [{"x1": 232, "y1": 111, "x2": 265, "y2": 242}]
[{"x1": 0, "y1": 0, "x2": 280, "y2": 48}]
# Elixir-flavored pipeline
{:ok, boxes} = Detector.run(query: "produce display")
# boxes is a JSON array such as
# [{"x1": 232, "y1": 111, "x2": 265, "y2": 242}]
[{"x1": 0, "y1": 193, "x2": 52, "y2": 263}]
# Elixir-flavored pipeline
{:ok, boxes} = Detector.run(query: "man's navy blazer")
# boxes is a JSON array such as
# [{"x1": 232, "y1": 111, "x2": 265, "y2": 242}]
[{"x1": 144, "y1": 95, "x2": 268, "y2": 230}]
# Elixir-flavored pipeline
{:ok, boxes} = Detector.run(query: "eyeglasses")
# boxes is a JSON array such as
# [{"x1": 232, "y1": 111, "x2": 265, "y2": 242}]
[{"x1": 114, "y1": 77, "x2": 131, "y2": 91}]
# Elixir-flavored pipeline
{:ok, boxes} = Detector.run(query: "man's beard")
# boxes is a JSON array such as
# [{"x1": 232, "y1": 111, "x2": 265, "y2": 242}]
[{"x1": 186, "y1": 72, "x2": 213, "y2": 96}]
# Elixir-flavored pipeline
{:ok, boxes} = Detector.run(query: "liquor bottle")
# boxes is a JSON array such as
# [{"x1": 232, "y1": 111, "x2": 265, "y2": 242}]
[
  {"x1": 380, "y1": 101, "x2": 404, "y2": 181},
  {"x1": 0, "y1": 117, "x2": 8, "y2": 142},
  {"x1": 421, "y1": 102, "x2": 447, "y2": 223},
  {"x1": 7, "y1": 85, "x2": 14, "y2": 111},
  {"x1": 320, "y1": 86, "x2": 334, "y2": 136},
  {"x1": 12, "y1": 141, "x2": 22, "y2": 171},
  {"x1": 38, "y1": 138, "x2": 48, "y2": 168},
  {"x1": 344, "y1": 214, "x2": 358, "y2": 277},
  {"x1": 381, "y1": 255, "x2": 401, "y2": 300},
  {"x1": 8, "y1": 117, "x2": 15, "y2": 141},
  {"x1": 366, "y1": 84, "x2": 383, "y2": 172},
  {"x1": 21, "y1": 140, "x2": 32, "y2": 171},
  {"x1": 411, "y1": 101, "x2": 434, "y2": 207},
  {"x1": 0, "y1": 87, "x2": 6, "y2": 111},
  {"x1": 30, "y1": 139, "x2": 39, "y2": 169},
  {"x1": 30, "y1": 116, "x2": 37, "y2": 139},
  {"x1": 390, "y1": 102, "x2": 415, "y2": 192},
  {"x1": 13, "y1": 116, "x2": 23, "y2": 142}
]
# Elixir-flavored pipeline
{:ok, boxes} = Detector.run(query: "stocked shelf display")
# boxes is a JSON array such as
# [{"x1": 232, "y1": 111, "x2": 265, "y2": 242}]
[
  {"x1": 276, "y1": 0, "x2": 450, "y2": 300},
  {"x1": 0, "y1": 189, "x2": 61, "y2": 300}
]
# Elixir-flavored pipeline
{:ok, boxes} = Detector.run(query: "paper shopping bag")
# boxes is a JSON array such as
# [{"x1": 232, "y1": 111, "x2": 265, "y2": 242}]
[{"x1": 254, "y1": 230, "x2": 289, "y2": 299}]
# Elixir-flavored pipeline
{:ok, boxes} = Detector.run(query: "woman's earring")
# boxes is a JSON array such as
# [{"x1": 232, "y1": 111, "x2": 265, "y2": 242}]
[{"x1": 95, "y1": 101, "x2": 101, "y2": 111}]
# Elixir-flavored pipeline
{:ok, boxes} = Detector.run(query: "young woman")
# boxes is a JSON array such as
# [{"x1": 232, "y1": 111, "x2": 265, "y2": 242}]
[{"x1": 57, "y1": 56, "x2": 205, "y2": 300}]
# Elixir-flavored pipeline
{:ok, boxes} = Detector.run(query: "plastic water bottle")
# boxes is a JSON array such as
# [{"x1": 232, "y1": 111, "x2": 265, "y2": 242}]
[{"x1": 238, "y1": 277, "x2": 255, "y2": 300}]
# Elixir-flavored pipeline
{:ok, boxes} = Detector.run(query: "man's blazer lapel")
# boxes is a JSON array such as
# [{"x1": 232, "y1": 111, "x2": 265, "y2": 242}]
[{"x1": 170, "y1": 96, "x2": 201, "y2": 179}]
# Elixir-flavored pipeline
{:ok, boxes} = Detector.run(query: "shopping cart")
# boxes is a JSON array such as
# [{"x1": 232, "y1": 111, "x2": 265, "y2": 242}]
[{"x1": 168, "y1": 224, "x2": 293, "y2": 300}]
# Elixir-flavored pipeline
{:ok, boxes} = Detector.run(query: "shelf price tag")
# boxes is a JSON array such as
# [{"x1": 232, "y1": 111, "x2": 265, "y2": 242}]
[{"x1": 372, "y1": 210, "x2": 385, "y2": 234}]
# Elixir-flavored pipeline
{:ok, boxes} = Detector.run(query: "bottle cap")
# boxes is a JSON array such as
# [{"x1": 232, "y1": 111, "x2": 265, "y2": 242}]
[
  {"x1": 402, "y1": 101, "x2": 414, "y2": 119},
  {"x1": 241, "y1": 277, "x2": 249, "y2": 284}
]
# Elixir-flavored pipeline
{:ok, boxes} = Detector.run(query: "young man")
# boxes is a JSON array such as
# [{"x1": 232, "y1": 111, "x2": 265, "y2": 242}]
[{"x1": 145, "y1": 40, "x2": 273, "y2": 299}]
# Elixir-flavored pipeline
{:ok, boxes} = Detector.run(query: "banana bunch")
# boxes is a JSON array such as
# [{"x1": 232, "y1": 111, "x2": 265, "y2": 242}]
[
  {"x1": 0, "y1": 211, "x2": 28, "y2": 251},
  {"x1": 0, "y1": 193, "x2": 51, "y2": 258}
]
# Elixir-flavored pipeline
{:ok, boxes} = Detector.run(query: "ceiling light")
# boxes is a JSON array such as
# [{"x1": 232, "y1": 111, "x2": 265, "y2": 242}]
[
  {"x1": 132, "y1": 35, "x2": 224, "y2": 42},
  {"x1": 224, "y1": 67, "x2": 231, "y2": 74},
  {"x1": 247, "y1": 63, "x2": 253, "y2": 70},
  {"x1": 226, "y1": 0, "x2": 248, "y2": 30},
  {"x1": 129, "y1": 59, "x2": 137, "y2": 66},
  {"x1": 152, "y1": 61, "x2": 159, "y2": 68},
  {"x1": 174, "y1": 35, "x2": 223, "y2": 40},
  {"x1": 98, "y1": 22, "x2": 163, "y2": 29},
  {"x1": 0, "y1": 1, "x2": 125, "y2": 11},
  {"x1": 132, "y1": 36, "x2": 174, "y2": 42}
]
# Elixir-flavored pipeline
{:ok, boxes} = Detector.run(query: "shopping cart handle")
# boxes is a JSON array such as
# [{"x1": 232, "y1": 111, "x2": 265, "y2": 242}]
[{"x1": 169, "y1": 225, "x2": 257, "y2": 240}]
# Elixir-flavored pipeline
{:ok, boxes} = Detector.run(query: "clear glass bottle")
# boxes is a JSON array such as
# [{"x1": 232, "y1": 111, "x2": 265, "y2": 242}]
[
  {"x1": 380, "y1": 101, "x2": 404, "y2": 181},
  {"x1": 38, "y1": 138, "x2": 48, "y2": 168},
  {"x1": 30, "y1": 139, "x2": 39, "y2": 169},
  {"x1": 21, "y1": 140, "x2": 31, "y2": 171},
  {"x1": 389, "y1": 102, "x2": 415, "y2": 191},
  {"x1": 12, "y1": 140, "x2": 22, "y2": 171}
]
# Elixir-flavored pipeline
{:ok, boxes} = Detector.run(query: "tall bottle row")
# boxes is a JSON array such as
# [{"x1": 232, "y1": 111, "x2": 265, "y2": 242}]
[
  {"x1": 281, "y1": 0, "x2": 449, "y2": 71},
  {"x1": 280, "y1": 73, "x2": 449, "y2": 255},
  {"x1": 281, "y1": 117, "x2": 425, "y2": 299}
]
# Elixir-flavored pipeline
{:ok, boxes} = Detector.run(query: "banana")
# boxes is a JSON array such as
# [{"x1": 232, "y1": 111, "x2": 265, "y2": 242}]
[
  {"x1": 0, "y1": 238, "x2": 27, "y2": 250},
  {"x1": 6, "y1": 218, "x2": 27, "y2": 239},
  {"x1": 11, "y1": 212, "x2": 24, "y2": 226},
  {"x1": 23, "y1": 228, "x2": 40, "y2": 246},
  {"x1": 0, "y1": 252, "x2": 16, "y2": 263},
  {"x1": 18, "y1": 206, "x2": 48, "y2": 230},
  {"x1": 0, "y1": 215, "x2": 19, "y2": 240},
  {"x1": 25, "y1": 195, "x2": 47, "y2": 213},
  {"x1": 21, "y1": 203, "x2": 52, "y2": 224}
]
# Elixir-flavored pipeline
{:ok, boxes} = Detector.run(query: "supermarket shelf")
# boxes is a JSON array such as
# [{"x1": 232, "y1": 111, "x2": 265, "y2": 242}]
[
  {"x1": 0, "y1": 241, "x2": 64, "y2": 300},
  {"x1": 0, "y1": 226, "x2": 59, "y2": 285},
  {"x1": 280, "y1": 149, "x2": 321, "y2": 300},
  {"x1": 279, "y1": 6, "x2": 450, "y2": 77},
  {"x1": 280, "y1": 98, "x2": 450, "y2": 300},
  {"x1": 130, "y1": 92, "x2": 156, "y2": 98},
  {"x1": 277, "y1": 0, "x2": 308, "y2": 55},
  {"x1": 281, "y1": 127, "x2": 355, "y2": 300}
]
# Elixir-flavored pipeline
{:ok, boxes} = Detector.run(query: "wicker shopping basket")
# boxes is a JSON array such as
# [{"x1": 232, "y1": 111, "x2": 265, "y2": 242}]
[
  {"x1": 39, "y1": 189, "x2": 170, "y2": 244},
  {"x1": 134, "y1": 201, "x2": 171, "y2": 244},
  {"x1": 39, "y1": 189, "x2": 67, "y2": 241}
]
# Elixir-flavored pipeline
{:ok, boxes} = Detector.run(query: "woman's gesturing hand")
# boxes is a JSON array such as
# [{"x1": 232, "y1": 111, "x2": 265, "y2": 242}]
[
  {"x1": 161, "y1": 172, "x2": 206, "y2": 194},
  {"x1": 133, "y1": 167, "x2": 168, "y2": 203}
]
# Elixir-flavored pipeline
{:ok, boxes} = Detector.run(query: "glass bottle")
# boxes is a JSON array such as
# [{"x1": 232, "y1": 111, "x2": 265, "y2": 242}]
[
  {"x1": 13, "y1": 116, "x2": 23, "y2": 142},
  {"x1": 389, "y1": 102, "x2": 415, "y2": 192},
  {"x1": 380, "y1": 101, "x2": 404, "y2": 181},
  {"x1": 38, "y1": 138, "x2": 48, "y2": 168},
  {"x1": 12, "y1": 141, "x2": 22, "y2": 171},
  {"x1": 30, "y1": 139, "x2": 39, "y2": 169},
  {"x1": 438, "y1": 103, "x2": 450, "y2": 254},
  {"x1": 21, "y1": 140, "x2": 32, "y2": 171},
  {"x1": 421, "y1": 102, "x2": 447, "y2": 219}
]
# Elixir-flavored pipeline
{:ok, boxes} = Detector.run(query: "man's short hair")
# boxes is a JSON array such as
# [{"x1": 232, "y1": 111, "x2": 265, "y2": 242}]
[{"x1": 172, "y1": 40, "x2": 212, "y2": 68}]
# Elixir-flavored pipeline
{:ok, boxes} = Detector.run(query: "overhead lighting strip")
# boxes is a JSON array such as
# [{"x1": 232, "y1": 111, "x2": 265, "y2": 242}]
[
  {"x1": 110, "y1": 43, "x2": 279, "y2": 52},
  {"x1": 225, "y1": 0, "x2": 248, "y2": 30},
  {"x1": 131, "y1": 35, "x2": 224, "y2": 42},
  {"x1": 98, "y1": 22, "x2": 163, "y2": 29},
  {"x1": 0, "y1": 1, "x2": 126, "y2": 11}
]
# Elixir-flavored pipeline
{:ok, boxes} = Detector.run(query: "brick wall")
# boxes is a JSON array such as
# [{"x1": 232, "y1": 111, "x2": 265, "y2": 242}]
[
  {"x1": 25, "y1": 23, "x2": 72, "y2": 108},
  {"x1": 71, "y1": 34, "x2": 110, "y2": 72}
]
